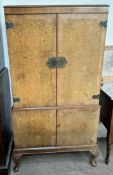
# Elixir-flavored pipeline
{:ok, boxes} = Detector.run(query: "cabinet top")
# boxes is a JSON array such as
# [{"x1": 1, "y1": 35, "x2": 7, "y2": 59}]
[{"x1": 5, "y1": 5, "x2": 109, "y2": 15}]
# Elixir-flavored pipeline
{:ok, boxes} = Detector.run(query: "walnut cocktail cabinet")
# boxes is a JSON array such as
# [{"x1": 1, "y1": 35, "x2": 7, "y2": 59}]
[{"x1": 5, "y1": 5, "x2": 108, "y2": 172}]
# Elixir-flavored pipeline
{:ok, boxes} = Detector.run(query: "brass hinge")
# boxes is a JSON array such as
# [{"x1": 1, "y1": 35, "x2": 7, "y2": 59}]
[
  {"x1": 6, "y1": 21, "x2": 14, "y2": 29},
  {"x1": 13, "y1": 97, "x2": 21, "y2": 103},
  {"x1": 100, "y1": 20, "x2": 107, "y2": 28}
]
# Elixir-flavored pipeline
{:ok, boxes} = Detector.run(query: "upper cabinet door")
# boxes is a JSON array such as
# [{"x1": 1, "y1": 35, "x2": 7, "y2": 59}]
[
  {"x1": 6, "y1": 14, "x2": 56, "y2": 107},
  {"x1": 57, "y1": 14, "x2": 107, "y2": 106}
]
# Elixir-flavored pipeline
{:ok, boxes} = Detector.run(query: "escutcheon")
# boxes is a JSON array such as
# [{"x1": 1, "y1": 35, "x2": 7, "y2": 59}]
[{"x1": 47, "y1": 57, "x2": 67, "y2": 68}]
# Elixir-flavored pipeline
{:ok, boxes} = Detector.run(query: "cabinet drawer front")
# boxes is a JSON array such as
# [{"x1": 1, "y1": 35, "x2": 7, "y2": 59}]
[
  {"x1": 57, "y1": 108, "x2": 100, "y2": 146},
  {"x1": 12, "y1": 110, "x2": 56, "y2": 148},
  {"x1": 6, "y1": 14, "x2": 56, "y2": 107},
  {"x1": 57, "y1": 14, "x2": 107, "y2": 105}
]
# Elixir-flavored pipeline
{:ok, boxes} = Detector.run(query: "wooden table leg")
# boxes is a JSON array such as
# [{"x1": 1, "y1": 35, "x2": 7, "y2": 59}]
[{"x1": 105, "y1": 130, "x2": 111, "y2": 165}]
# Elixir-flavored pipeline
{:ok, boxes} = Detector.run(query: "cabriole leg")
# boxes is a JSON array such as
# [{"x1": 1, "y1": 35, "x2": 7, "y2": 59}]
[
  {"x1": 13, "y1": 154, "x2": 22, "y2": 173},
  {"x1": 90, "y1": 147, "x2": 99, "y2": 167}
]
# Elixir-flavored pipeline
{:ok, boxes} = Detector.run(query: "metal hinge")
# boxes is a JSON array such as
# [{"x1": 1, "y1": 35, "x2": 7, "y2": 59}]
[
  {"x1": 13, "y1": 97, "x2": 21, "y2": 103},
  {"x1": 100, "y1": 20, "x2": 107, "y2": 28},
  {"x1": 92, "y1": 94, "x2": 100, "y2": 100},
  {"x1": 6, "y1": 21, "x2": 14, "y2": 29}
]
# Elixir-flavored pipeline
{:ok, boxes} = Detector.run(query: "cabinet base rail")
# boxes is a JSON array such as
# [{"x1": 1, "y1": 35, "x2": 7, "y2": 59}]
[{"x1": 13, "y1": 144, "x2": 99, "y2": 172}]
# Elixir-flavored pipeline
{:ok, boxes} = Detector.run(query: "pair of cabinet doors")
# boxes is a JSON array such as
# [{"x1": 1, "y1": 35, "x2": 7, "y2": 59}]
[{"x1": 6, "y1": 9, "x2": 106, "y2": 148}]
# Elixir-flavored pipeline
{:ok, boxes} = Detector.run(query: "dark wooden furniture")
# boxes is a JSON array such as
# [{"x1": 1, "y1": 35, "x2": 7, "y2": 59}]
[
  {"x1": 0, "y1": 68, "x2": 13, "y2": 175},
  {"x1": 100, "y1": 89, "x2": 113, "y2": 165},
  {"x1": 5, "y1": 5, "x2": 108, "y2": 172}
]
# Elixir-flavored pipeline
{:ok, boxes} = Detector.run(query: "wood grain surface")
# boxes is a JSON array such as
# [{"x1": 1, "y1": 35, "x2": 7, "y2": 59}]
[
  {"x1": 57, "y1": 107, "x2": 100, "y2": 146},
  {"x1": 57, "y1": 14, "x2": 107, "y2": 105},
  {"x1": 6, "y1": 14, "x2": 56, "y2": 107},
  {"x1": 5, "y1": 6, "x2": 108, "y2": 151},
  {"x1": 5, "y1": 6, "x2": 109, "y2": 15},
  {"x1": 12, "y1": 110, "x2": 56, "y2": 148}
]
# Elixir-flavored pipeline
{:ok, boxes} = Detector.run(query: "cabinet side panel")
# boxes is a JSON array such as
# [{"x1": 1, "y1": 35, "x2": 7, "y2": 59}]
[{"x1": 6, "y1": 14, "x2": 56, "y2": 107}]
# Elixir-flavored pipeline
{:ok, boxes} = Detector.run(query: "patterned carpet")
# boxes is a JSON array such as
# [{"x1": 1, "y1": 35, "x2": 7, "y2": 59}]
[{"x1": 11, "y1": 139, "x2": 113, "y2": 175}]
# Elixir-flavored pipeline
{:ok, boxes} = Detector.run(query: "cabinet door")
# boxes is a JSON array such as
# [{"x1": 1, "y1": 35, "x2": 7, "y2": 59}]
[
  {"x1": 57, "y1": 108, "x2": 99, "y2": 146},
  {"x1": 57, "y1": 14, "x2": 107, "y2": 105},
  {"x1": 6, "y1": 14, "x2": 56, "y2": 107},
  {"x1": 12, "y1": 110, "x2": 56, "y2": 148}
]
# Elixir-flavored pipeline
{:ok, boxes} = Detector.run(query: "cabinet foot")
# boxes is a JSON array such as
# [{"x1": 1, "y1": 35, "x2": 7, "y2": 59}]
[
  {"x1": 90, "y1": 155, "x2": 97, "y2": 167},
  {"x1": 90, "y1": 148, "x2": 99, "y2": 167},
  {"x1": 13, "y1": 164, "x2": 19, "y2": 173},
  {"x1": 13, "y1": 154, "x2": 22, "y2": 173}
]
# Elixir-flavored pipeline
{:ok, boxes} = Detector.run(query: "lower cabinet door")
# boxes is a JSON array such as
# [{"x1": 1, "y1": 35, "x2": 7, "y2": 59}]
[
  {"x1": 57, "y1": 107, "x2": 100, "y2": 146},
  {"x1": 12, "y1": 110, "x2": 56, "y2": 148}
]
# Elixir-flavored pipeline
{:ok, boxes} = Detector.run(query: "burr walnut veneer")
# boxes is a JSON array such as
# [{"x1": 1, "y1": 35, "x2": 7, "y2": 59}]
[{"x1": 5, "y1": 5, "x2": 108, "y2": 172}]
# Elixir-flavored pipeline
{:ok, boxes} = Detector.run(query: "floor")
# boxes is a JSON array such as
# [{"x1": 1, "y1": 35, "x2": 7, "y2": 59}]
[{"x1": 11, "y1": 139, "x2": 113, "y2": 175}]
